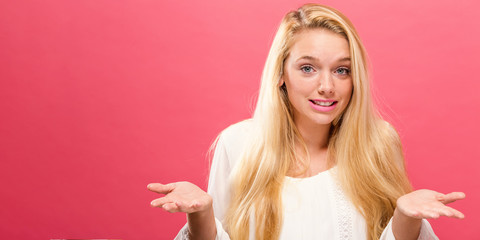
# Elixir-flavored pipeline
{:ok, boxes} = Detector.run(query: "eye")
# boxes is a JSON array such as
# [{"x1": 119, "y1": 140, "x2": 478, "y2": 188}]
[
  {"x1": 300, "y1": 65, "x2": 315, "y2": 73},
  {"x1": 335, "y1": 67, "x2": 351, "y2": 75}
]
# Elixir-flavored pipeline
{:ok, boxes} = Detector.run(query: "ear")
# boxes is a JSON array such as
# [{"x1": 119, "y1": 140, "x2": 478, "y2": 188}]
[{"x1": 278, "y1": 77, "x2": 285, "y2": 88}]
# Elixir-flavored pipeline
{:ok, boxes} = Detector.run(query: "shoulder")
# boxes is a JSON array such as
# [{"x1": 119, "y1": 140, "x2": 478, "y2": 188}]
[
  {"x1": 371, "y1": 119, "x2": 401, "y2": 140},
  {"x1": 377, "y1": 119, "x2": 402, "y2": 142},
  {"x1": 375, "y1": 119, "x2": 405, "y2": 168},
  {"x1": 216, "y1": 119, "x2": 254, "y2": 168},
  {"x1": 219, "y1": 118, "x2": 254, "y2": 146},
  {"x1": 376, "y1": 119, "x2": 395, "y2": 130}
]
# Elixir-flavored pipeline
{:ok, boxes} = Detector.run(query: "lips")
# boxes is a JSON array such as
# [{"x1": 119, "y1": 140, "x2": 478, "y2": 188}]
[
  {"x1": 309, "y1": 100, "x2": 337, "y2": 106},
  {"x1": 308, "y1": 99, "x2": 338, "y2": 112}
]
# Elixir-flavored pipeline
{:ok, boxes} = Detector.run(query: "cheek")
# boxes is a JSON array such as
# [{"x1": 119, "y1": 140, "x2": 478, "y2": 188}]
[
  {"x1": 284, "y1": 83, "x2": 309, "y2": 114},
  {"x1": 286, "y1": 83, "x2": 311, "y2": 106},
  {"x1": 339, "y1": 79, "x2": 353, "y2": 96},
  {"x1": 340, "y1": 82, "x2": 354, "y2": 106},
  {"x1": 346, "y1": 85, "x2": 353, "y2": 100},
  {"x1": 287, "y1": 79, "x2": 315, "y2": 96}
]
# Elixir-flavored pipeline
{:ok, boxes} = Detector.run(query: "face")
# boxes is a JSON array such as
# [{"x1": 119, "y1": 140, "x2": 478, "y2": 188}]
[{"x1": 281, "y1": 29, "x2": 353, "y2": 128}]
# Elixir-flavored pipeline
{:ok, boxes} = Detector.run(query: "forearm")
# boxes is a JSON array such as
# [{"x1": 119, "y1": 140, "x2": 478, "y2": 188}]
[
  {"x1": 187, "y1": 206, "x2": 217, "y2": 240},
  {"x1": 392, "y1": 208, "x2": 422, "y2": 240}
]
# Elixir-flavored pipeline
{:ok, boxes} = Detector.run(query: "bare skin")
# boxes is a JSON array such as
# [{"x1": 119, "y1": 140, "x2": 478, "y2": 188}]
[
  {"x1": 147, "y1": 29, "x2": 466, "y2": 239},
  {"x1": 147, "y1": 160, "x2": 466, "y2": 240},
  {"x1": 393, "y1": 190, "x2": 465, "y2": 239},
  {"x1": 288, "y1": 125, "x2": 330, "y2": 177},
  {"x1": 147, "y1": 182, "x2": 216, "y2": 240},
  {"x1": 281, "y1": 29, "x2": 350, "y2": 177}
]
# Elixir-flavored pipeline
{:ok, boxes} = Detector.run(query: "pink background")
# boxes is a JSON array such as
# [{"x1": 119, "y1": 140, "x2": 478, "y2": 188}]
[{"x1": 1, "y1": 0, "x2": 478, "y2": 239}]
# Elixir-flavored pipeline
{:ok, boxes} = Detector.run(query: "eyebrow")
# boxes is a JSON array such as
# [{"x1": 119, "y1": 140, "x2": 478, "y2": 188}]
[{"x1": 295, "y1": 55, "x2": 351, "y2": 63}]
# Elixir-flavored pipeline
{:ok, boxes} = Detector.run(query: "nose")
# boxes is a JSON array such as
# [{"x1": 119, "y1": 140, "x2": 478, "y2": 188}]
[{"x1": 318, "y1": 72, "x2": 334, "y2": 95}]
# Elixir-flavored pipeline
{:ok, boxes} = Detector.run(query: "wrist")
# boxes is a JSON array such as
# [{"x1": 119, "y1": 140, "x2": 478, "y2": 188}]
[
  {"x1": 394, "y1": 207, "x2": 422, "y2": 222},
  {"x1": 392, "y1": 207, "x2": 422, "y2": 240},
  {"x1": 187, "y1": 202, "x2": 213, "y2": 219},
  {"x1": 186, "y1": 198, "x2": 216, "y2": 240}
]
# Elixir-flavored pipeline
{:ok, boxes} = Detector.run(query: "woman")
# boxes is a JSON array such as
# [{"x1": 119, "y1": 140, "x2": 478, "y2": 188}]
[{"x1": 148, "y1": 4, "x2": 465, "y2": 240}]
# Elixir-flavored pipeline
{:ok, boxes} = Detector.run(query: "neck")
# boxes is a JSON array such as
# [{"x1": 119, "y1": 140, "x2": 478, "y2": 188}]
[
  {"x1": 296, "y1": 122, "x2": 330, "y2": 150},
  {"x1": 294, "y1": 115, "x2": 331, "y2": 149},
  {"x1": 290, "y1": 117, "x2": 332, "y2": 177}
]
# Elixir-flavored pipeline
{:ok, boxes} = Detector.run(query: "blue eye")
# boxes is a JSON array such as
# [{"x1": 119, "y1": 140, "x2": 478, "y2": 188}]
[
  {"x1": 301, "y1": 65, "x2": 314, "y2": 73},
  {"x1": 336, "y1": 67, "x2": 350, "y2": 75}
]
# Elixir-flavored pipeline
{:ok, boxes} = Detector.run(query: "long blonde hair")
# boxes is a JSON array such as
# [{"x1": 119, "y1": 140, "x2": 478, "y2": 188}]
[{"x1": 224, "y1": 4, "x2": 412, "y2": 240}]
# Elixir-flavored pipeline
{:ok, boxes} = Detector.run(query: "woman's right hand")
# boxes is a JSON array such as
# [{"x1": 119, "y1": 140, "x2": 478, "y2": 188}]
[{"x1": 147, "y1": 182, "x2": 213, "y2": 214}]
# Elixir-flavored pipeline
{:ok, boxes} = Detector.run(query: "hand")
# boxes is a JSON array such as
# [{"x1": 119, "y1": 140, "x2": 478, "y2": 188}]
[
  {"x1": 396, "y1": 189, "x2": 465, "y2": 219},
  {"x1": 147, "y1": 181, "x2": 213, "y2": 214}
]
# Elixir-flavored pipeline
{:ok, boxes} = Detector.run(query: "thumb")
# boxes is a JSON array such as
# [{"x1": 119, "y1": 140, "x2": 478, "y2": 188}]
[
  {"x1": 147, "y1": 183, "x2": 176, "y2": 194},
  {"x1": 438, "y1": 192, "x2": 466, "y2": 204}
]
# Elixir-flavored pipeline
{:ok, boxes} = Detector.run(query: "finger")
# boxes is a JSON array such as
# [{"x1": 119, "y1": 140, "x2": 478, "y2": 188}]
[
  {"x1": 147, "y1": 183, "x2": 176, "y2": 194},
  {"x1": 440, "y1": 205, "x2": 465, "y2": 219},
  {"x1": 151, "y1": 196, "x2": 173, "y2": 208},
  {"x1": 175, "y1": 200, "x2": 199, "y2": 213},
  {"x1": 173, "y1": 200, "x2": 186, "y2": 212},
  {"x1": 162, "y1": 202, "x2": 180, "y2": 213},
  {"x1": 172, "y1": 200, "x2": 204, "y2": 213},
  {"x1": 435, "y1": 207, "x2": 454, "y2": 218},
  {"x1": 438, "y1": 192, "x2": 466, "y2": 204}
]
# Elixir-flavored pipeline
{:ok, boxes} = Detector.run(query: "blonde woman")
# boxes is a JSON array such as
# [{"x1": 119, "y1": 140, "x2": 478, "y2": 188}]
[{"x1": 148, "y1": 4, "x2": 465, "y2": 240}]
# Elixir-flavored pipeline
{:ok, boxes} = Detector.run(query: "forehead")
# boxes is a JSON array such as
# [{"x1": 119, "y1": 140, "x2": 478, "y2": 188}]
[{"x1": 288, "y1": 29, "x2": 350, "y2": 61}]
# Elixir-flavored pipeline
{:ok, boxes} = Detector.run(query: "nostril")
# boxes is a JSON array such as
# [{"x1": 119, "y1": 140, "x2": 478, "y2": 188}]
[{"x1": 318, "y1": 88, "x2": 335, "y2": 94}]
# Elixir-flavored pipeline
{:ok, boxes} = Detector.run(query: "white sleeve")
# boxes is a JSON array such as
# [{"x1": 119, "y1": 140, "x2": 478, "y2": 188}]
[
  {"x1": 207, "y1": 132, "x2": 233, "y2": 226},
  {"x1": 380, "y1": 218, "x2": 439, "y2": 240},
  {"x1": 174, "y1": 218, "x2": 230, "y2": 240},
  {"x1": 174, "y1": 132, "x2": 233, "y2": 240}
]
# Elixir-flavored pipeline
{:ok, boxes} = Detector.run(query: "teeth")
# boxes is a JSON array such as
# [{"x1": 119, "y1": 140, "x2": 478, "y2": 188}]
[{"x1": 313, "y1": 100, "x2": 335, "y2": 106}]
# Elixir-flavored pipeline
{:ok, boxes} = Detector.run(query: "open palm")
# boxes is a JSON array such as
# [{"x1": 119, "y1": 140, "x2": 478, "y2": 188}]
[
  {"x1": 396, "y1": 189, "x2": 465, "y2": 219},
  {"x1": 148, "y1": 181, "x2": 212, "y2": 213}
]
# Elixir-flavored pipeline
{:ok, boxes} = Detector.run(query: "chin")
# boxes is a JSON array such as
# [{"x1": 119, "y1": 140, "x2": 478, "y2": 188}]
[{"x1": 311, "y1": 117, "x2": 335, "y2": 126}]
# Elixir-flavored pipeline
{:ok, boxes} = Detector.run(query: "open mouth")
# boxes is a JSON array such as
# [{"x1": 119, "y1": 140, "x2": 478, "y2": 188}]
[{"x1": 310, "y1": 100, "x2": 337, "y2": 107}]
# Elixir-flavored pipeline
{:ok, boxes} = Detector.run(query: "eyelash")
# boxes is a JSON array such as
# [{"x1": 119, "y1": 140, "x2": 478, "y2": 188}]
[
  {"x1": 335, "y1": 67, "x2": 351, "y2": 75},
  {"x1": 300, "y1": 65, "x2": 314, "y2": 73},
  {"x1": 300, "y1": 65, "x2": 351, "y2": 75}
]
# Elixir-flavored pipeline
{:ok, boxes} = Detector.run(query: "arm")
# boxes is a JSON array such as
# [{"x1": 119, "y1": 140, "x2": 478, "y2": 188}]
[
  {"x1": 148, "y1": 182, "x2": 217, "y2": 240},
  {"x1": 148, "y1": 122, "x2": 244, "y2": 240},
  {"x1": 380, "y1": 122, "x2": 465, "y2": 239}
]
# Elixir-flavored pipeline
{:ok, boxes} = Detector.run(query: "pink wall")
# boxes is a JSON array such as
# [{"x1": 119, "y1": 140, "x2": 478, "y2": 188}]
[{"x1": 1, "y1": 0, "x2": 478, "y2": 239}]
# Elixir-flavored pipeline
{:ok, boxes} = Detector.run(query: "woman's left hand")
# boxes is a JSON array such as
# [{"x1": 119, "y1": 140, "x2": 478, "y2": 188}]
[
  {"x1": 392, "y1": 189, "x2": 465, "y2": 240},
  {"x1": 396, "y1": 189, "x2": 465, "y2": 219}
]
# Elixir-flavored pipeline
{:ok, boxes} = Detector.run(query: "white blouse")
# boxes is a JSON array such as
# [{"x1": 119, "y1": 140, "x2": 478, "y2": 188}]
[{"x1": 175, "y1": 120, "x2": 438, "y2": 240}]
